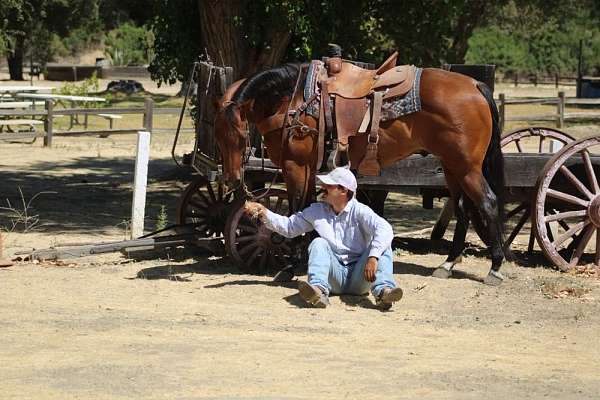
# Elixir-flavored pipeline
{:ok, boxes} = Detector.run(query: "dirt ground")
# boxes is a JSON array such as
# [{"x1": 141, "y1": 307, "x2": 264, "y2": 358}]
[{"x1": 2, "y1": 105, "x2": 600, "y2": 399}]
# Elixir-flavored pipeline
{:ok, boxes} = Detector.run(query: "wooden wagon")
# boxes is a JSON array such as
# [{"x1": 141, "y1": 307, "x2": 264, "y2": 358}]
[{"x1": 176, "y1": 61, "x2": 600, "y2": 274}]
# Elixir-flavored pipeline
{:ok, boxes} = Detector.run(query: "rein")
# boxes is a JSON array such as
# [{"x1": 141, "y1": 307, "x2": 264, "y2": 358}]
[
  {"x1": 228, "y1": 65, "x2": 320, "y2": 211},
  {"x1": 244, "y1": 65, "x2": 318, "y2": 205}
]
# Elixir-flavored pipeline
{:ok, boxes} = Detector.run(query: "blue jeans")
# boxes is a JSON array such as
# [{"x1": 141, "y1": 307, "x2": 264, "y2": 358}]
[{"x1": 307, "y1": 237, "x2": 397, "y2": 297}]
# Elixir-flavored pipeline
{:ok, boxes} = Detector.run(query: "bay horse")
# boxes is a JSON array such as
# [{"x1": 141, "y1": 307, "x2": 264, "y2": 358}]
[{"x1": 214, "y1": 62, "x2": 507, "y2": 285}]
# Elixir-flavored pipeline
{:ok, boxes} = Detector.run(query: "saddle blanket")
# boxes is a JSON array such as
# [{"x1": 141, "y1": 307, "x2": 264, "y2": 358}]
[{"x1": 304, "y1": 60, "x2": 423, "y2": 122}]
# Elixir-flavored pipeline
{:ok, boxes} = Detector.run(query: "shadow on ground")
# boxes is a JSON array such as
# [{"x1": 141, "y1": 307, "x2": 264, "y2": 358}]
[
  {"x1": 393, "y1": 236, "x2": 556, "y2": 269},
  {"x1": 0, "y1": 154, "x2": 193, "y2": 235}
]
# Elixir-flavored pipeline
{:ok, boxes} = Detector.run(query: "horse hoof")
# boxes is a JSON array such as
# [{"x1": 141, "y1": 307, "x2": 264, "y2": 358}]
[
  {"x1": 483, "y1": 271, "x2": 504, "y2": 286},
  {"x1": 432, "y1": 267, "x2": 452, "y2": 279}
]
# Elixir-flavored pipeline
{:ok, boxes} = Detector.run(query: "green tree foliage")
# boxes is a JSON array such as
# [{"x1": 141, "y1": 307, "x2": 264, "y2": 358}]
[
  {"x1": 466, "y1": 0, "x2": 600, "y2": 75},
  {"x1": 373, "y1": 0, "x2": 510, "y2": 66},
  {"x1": 99, "y1": 0, "x2": 156, "y2": 29},
  {"x1": 148, "y1": 0, "x2": 202, "y2": 85},
  {"x1": 104, "y1": 23, "x2": 154, "y2": 66},
  {"x1": 0, "y1": 0, "x2": 102, "y2": 79},
  {"x1": 149, "y1": 0, "x2": 507, "y2": 85}
]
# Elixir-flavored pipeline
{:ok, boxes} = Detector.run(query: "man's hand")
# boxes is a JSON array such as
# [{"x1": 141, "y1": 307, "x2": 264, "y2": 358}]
[
  {"x1": 244, "y1": 201, "x2": 267, "y2": 221},
  {"x1": 364, "y1": 256, "x2": 378, "y2": 282}
]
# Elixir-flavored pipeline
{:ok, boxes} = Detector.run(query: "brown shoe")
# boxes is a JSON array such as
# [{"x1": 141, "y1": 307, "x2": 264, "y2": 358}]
[
  {"x1": 297, "y1": 281, "x2": 330, "y2": 308},
  {"x1": 376, "y1": 287, "x2": 403, "y2": 311}
]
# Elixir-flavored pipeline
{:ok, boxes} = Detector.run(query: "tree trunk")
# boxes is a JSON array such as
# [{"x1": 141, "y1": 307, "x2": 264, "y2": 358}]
[
  {"x1": 7, "y1": 36, "x2": 25, "y2": 81},
  {"x1": 198, "y1": 0, "x2": 291, "y2": 78},
  {"x1": 448, "y1": 1, "x2": 488, "y2": 63}
]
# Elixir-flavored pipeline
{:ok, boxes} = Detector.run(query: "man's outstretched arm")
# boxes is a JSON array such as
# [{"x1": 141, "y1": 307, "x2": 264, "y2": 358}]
[{"x1": 244, "y1": 201, "x2": 313, "y2": 238}]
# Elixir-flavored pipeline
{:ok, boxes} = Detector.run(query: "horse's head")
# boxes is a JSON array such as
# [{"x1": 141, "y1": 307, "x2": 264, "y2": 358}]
[
  {"x1": 213, "y1": 79, "x2": 249, "y2": 188},
  {"x1": 214, "y1": 64, "x2": 319, "y2": 210}
]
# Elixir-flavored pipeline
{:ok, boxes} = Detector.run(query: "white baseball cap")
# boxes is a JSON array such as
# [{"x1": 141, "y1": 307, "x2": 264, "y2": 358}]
[{"x1": 316, "y1": 167, "x2": 357, "y2": 192}]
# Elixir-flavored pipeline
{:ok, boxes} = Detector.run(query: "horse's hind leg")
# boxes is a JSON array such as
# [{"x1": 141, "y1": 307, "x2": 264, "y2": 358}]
[
  {"x1": 460, "y1": 171, "x2": 505, "y2": 285},
  {"x1": 433, "y1": 174, "x2": 469, "y2": 279}
]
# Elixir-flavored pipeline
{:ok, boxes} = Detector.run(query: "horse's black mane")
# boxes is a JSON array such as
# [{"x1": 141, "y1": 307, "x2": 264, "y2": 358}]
[{"x1": 225, "y1": 63, "x2": 308, "y2": 125}]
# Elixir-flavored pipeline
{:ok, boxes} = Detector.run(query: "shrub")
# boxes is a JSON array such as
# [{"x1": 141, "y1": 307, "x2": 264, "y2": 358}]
[
  {"x1": 104, "y1": 22, "x2": 154, "y2": 66},
  {"x1": 55, "y1": 73, "x2": 101, "y2": 106}
]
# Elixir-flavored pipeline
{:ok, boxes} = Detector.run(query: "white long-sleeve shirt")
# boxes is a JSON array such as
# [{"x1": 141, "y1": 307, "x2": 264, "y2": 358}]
[{"x1": 263, "y1": 198, "x2": 394, "y2": 265}]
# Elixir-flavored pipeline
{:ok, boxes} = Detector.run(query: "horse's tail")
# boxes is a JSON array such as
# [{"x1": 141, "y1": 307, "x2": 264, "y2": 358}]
[
  {"x1": 476, "y1": 82, "x2": 511, "y2": 255},
  {"x1": 477, "y1": 82, "x2": 504, "y2": 206}
]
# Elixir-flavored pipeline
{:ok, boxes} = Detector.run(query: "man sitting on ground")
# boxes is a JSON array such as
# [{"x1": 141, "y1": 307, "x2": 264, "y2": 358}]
[{"x1": 244, "y1": 167, "x2": 403, "y2": 310}]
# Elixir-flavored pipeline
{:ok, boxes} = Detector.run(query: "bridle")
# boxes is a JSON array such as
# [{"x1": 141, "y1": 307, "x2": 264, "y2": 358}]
[{"x1": 231, "y1": 65, "x2": 321, "y2": 209}]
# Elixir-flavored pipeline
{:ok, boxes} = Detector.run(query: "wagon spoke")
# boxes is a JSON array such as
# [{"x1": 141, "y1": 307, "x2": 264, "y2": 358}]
[
  {"x1": 194, "y1": 189, "x2": 210, "y2": 204},
  {"x1": 263, "y1": 196, "x2": 271, "y2": 210},
  {"x1": 538, "y1": 136, "x2": 544, "y2": 153},
  {"x1": 258, "y1": 251, "x2": 268, "y2": 273},
  {"x1": 206, "y1": 183, "x2": 217, "y2": 204},
  {"x1": 515, "y1": 139, "x2": 524, "y2": 153},
  {"x1": 544, "y1": 209, "x2": 588, "y2": 223},
  {"x1": 195, "y1": 223, "x2": 208, "y2": 233},
  {"x1": 246, "y1": 246, "x2": 263, "y2": 267},
  {"x1": 505, "y1": 207, "x2": 530, "y2": 248},
  {"x1": 506, "y1": 202, "x2": 528, "y2": 219},
  {"x1": 239, "y1": 241, "x2": 259, "y2": 256},
  {"x1": 217, "y1": 183, "x2": 223, "y2": 201},
  {"x1": 185, "y1": 211, "x2": 206, "y2": 220},
  {"x1": 552, "y1": 220, "x2": 589, "y2": 249},
  {"x1": 554, "y1": 211, "x2": 573, "y2": 232},
  {"x1": 527, "y1": 229, "x2": 536, "y2": 254},
  {"x1": 546, "y1": 189, "x2": 589, "y2": 208},
  {"x1": 238, "y1": 222, "x2": 258, "y2": 234},
  {"x1": 569, "y1": 224, "x2": 595, "y2": 266},
  {"x1": 560, "y1": 165, "x2": 594, "y2": 200},
  {"x1": 582, "y1": 150, "x2": 600, "y2": 194},
  {"x1": 236, "y1": 234, "x2": 256, "y2": 244},
  {"x1": 189, "y1": 199, "x2": 208, "y2": 211}
]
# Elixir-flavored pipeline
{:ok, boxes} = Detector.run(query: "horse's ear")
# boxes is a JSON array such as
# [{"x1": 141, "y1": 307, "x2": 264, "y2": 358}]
[{"x1": 239, "y1": 99, "x2": 255, "y2": 121}]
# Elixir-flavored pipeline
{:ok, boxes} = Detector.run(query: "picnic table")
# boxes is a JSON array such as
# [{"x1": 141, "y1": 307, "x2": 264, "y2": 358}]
[
  {"x1": 0, "y1": 101, "x2": 38, "y2": 136},
  {"x1": 0, "y1": 101, "x2": 34, "y2": 109},
  {"x1": 16, "y1": 93, "x2": 107, "y2": 129},
  {"x1": 0, "y1": 86, "x2": 52, "y2": 100}
]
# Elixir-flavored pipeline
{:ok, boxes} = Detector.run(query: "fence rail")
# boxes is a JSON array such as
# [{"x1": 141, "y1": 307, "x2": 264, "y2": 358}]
[
  {"x1": 499, "y1": 74, "x2": 579, "y2": 87},
  {"x1": 497, "y1": 91, "x2": 600, "y2": 131},
  {"x1": 0, "y1": 99, "x2": 189, "y2": 146}
]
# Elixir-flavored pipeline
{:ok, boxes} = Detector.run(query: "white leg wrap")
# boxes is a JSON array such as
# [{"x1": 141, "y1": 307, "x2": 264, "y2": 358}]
[
  {"x1": 439, "y1": 255, "x2": 462, "y2": 271},
  {"x1": 488, "y1": 269, "x2": 504, "y2": 280}
]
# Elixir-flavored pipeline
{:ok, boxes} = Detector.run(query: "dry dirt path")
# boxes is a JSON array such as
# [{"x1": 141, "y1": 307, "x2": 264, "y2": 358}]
[{"x1": 1, "y1": 134, "x2": 600, "y2": 399}]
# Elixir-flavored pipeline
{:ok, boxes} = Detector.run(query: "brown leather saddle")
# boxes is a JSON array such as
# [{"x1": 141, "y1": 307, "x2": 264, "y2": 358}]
[{"x1": 318, "y1": 51, "x2": 417, "y2": 175}]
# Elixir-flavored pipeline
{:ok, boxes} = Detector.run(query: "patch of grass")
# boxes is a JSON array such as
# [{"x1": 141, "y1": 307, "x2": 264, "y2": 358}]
[
  {"x1": 0, "y1": 188, "x2": 56, "y2": 233},
  {"x1": 155, "y1": 205, "x2": 168, "y2": 231}
]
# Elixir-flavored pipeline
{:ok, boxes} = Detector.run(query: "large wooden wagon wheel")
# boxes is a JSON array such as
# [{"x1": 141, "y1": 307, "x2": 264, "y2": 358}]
[
  {"x1": 501, "y1": 127, "x2": 575, "y2": 253},
  {"x1": 533, "y1": 136, "x2": 600, "y2": 270},
  {"x1": 431, "y1": 127, "x2": 575, "y2": 243},
  {"x1": 176, "y1": 176, "x2": 236, "y2": 238},
  {"x1": 225, "y1": 189, "x2": 302, "y2": 274}
]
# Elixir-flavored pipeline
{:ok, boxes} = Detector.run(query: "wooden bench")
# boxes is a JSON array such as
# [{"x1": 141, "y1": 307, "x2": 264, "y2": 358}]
[
  {"x1": 97, "y1": 113, "x2": 122, "y2": 129},
  {"x1": 0, "y1": 119, "x2": 43, "y2": 131},
  {"x1": 0, "y1": 101, "x2": 34, "y2": 109}
]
